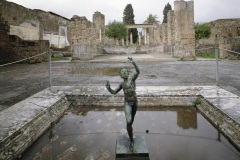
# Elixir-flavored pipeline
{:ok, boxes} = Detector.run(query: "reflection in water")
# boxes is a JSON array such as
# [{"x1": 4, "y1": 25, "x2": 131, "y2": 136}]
[
  {"x1": 20, "y1": 106, "x2": 240, "y2": 160},
  {"x1": 48, "y1": 130, "x2": 54, "y2": 140},
  {"x1": 177, "y1": 107, "x2": 197, "y2": 129}
]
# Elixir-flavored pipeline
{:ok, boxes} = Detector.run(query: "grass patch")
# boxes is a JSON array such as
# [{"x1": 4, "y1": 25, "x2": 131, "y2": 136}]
[
  {"x1": 51, "y1": 57, "x2": 64, "y2": 61},
  {"x1": 195, "y1": 98, "x2": 201, "y2": 105},
  {"x1": 197, "y1": 53, "x2": 216, "y2": 59}
]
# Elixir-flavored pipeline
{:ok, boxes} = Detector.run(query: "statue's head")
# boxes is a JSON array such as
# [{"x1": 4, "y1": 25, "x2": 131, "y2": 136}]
[{"x1": 119, "y1": 68, "x2": 129, "y2": 79}]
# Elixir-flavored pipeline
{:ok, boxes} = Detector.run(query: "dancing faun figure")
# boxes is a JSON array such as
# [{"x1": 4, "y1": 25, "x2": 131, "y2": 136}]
[{"x1": 106, "y1": 57, "x2": 140, "y2": 147}]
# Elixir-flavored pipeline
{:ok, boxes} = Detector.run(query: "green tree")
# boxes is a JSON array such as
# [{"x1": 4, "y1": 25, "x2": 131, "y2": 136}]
[
  {"x1": 105, "y1": 20, "x2": 127, "y2": 42},
  {"x1": 195, "y1": 23, "x2": 211, "y2": 40},
  {"x1": 123, "y1": 4, "x2": 138, "y2": 43},
  {"x1": 145, "y1": 14, "x2": 160, "y2": 24},
  {"x1": 162, "y1": 2, "x2": 172, "y2": 23}
]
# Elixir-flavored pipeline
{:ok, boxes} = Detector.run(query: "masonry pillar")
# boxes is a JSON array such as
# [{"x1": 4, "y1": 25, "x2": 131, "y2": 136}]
[
  {"x1": 126, "y1": 29, "x2": 129, "y2": 45},
  {"x1": 122, "y1": 38, "x2": 124, "y2": 46},
  {"x1": 138, "y1": 32, "x2": 141, "y2": 45},
  {"x1": 64, "y1": 27, "x2": 67, "y2": 47},
  {"x1": 147, "y1": 35, "x2": 150, "y2": 45},
  {"x1": 144, "y1": 29, "x2": 147, "y2": 45},
  {"x1": 130, "y1": 33, "x2": 133, "y2": 45},
  {"x1": 50, "y1": 33, "x2": 53, "y2": 47},
  {"x1": 58, "y1": 26, "x2": 61, "y2": 48}
]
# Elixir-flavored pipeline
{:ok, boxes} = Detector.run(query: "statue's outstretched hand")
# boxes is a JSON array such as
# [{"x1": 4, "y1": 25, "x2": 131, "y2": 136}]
[
  {"x1": 106, "y1": 81, "x2": 110, "y2": 88},
  {"x1": 128, "y1": 57, "x2": 133, "y2": 63}
]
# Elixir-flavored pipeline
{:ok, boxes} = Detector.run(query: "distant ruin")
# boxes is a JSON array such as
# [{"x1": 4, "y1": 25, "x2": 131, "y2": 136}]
[
  {"x1": 0, "y1": 0, "x2": 70, "y2": 63},
  {"x1": 197, "y1": 19, "x2": 240, "y2": 59},
  {"x1": 0, "y1": 0, "x2": 239, "y2": 63},
  {"x1": 70, "y1": 0, "x2": 195, "y2": 60}
]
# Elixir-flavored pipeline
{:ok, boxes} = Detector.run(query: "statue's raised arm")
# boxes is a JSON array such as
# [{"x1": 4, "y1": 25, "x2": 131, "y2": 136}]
[
  {"x1": 128, "y1": 57, "x2": 140, "y2": 81},
  {"x1": 106, "y1": 80, "x2": 122, "y2": 95}
]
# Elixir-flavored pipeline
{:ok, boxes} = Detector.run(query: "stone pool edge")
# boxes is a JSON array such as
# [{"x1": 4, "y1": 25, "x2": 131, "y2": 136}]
[{"x1": 0, "y1": 85, "x2": 239, "y2": 159}]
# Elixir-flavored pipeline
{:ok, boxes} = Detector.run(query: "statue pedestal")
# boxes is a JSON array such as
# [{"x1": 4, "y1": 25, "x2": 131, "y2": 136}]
[{"x1": 115, "y1": 135, "x2": 150, "y2": 160}]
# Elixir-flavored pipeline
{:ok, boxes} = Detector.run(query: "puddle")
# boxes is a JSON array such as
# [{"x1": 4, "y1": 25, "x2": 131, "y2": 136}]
[
  {"x1": 19, "y1": 106, "x2": 240, "y2": 160},
  {"x1": 68, "y1": 67, "x2": 133, "y2": 76},
  {"x1": 144, "y1": 74, "x2": 158, "y2": 79}
]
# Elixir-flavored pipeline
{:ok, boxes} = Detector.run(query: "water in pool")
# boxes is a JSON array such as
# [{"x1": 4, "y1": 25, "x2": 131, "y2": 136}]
[{"x1": 19, "y1": 106, "x2": 240, "y2": 160}]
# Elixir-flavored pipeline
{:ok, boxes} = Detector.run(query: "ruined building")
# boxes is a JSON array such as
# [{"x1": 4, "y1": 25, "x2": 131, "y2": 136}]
[
  {"x1": 0, "y1": 15, "x2": 49, "y2": 63},
  {"x1": 0, "y1": 0, "x2": 71, "y2": 63},
  {"x1": 70, "y1": 11, "x2": 105, "y2": 60},
  {"x1": 0, "y1": 0, "x2": 196, "y2": 62},
  {"x1": 70, "y1": 0, "x2": 195, "y2": 60},
  {"x1": 158, "y1": 0, "x2": 195, "y2": 58},
  {"x1": 197, "y1": 19, "x2": 240, "y2": 59}
]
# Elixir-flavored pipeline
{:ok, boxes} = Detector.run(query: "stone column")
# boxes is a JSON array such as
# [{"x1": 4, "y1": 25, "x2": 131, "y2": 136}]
[
  {"x1": 64, "y1": 27, "x2": 67, "y2": 47},
  {"x1": 138, "y1": 32, "x2": 141, "y2": 45},
  {"x1": 147, "y1": 35, "x2": 150, "y2": 45},
  {"x1": 144, "y1": 29, "x2": 147, "y2": 45},
  {"x1": 130, "y1": 33, "x2": 133, "y2": 45},
  {"x1": 122, "y1": 38, "x2": 124, "y2": 46},
  {"x1": 50, "y1": 33, "x2": 53, "y2": 46},
  {"x1": 126, "y1": 29, "x2": 129, "y2": 45},
  {"x1": 58, "y1": 26, "x2": 61, "y2": 48}
]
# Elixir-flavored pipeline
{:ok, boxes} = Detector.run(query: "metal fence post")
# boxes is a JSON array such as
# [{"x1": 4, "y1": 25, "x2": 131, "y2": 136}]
[
  {"x1": 48, "y1": 53, "x2": 52, "y2": 86},
  {"x1": 215, "y1": 47, "x2": 219, "y2": 85}
]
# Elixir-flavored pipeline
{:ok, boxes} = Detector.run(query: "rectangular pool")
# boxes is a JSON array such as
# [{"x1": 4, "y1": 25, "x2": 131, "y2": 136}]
[{"x1": 19, "y1": 106, "x2": 240, "y2": 160}]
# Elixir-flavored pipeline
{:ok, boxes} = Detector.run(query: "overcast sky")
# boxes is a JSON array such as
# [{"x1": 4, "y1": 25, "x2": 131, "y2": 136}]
[{"x1": 7, "y1": 0, "x2": 240, "y2": 24}]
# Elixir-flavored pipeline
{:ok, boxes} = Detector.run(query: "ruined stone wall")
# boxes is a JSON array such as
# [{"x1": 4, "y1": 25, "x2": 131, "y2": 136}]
[
  {"x1": 71, "y1": 12, "x2": 105, "y2": 60},
  {"x1": 0, "y1": 14, "x2": 12, "y2": 63},
  {"x1": 93, "y1": 11, "x2": 105, "y2": 44},
  {"x1": 197, "y1": 19, "x2": 240, "y2": 58},
  {"x1": 156, "y1": 0, "x2": 195, "y2": 59},
  {"x1": 0, "y1": 16, "x2": 49, "y2": 64},
  {"x1": 71, "y1": 16, "x2": 92, "y2": 45},
  {"x1": 0, "y1": 0, "x2": 70, "y2": 48},
  {"x1": 161, "y1": 24, "x2": 168, "y2": 45},
  {"x1": 153, "y1": 24, "x2": 162, "y2": 44},
  {"x1": 173, "y1": 0, "x2": 195, "y2": 57},
  {"x1": 167, "y1": 10, "x2": 175, "y2": 45},
  {"x1": 70, "y1": 11, "x2": 105, "y2": 45}
]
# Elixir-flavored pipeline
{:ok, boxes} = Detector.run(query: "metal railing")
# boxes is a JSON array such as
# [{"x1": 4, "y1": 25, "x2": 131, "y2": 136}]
[
  {"x1": 196, "y1": 47, "x2": 240, "y2": 85},
  {"x1": 0, "y1": 52, "x2": 51, "y2": 86},
  {"x1": 0, "y1": 52, "x2": 47, "y2": 67}
]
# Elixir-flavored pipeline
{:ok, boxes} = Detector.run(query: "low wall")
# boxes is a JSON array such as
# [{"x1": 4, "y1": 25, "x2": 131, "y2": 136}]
[
  {"x1": 0, "y1": 89, "x2": 70, "y2": 160},
  {"x1": 103, "y1": 45, "x2": 163, "y2": 55},
  {"x1": 72, "y1": 44, "x2": 103, "y2": 60}
]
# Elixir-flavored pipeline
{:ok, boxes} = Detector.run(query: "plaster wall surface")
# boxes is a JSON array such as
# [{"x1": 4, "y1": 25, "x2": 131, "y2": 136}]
[
  {"x1": 0, "y1": 0, "x2": 71, "y2": 45},
  {"x1": 10, "y1": 24, "x2": 39, "y2": 41}
]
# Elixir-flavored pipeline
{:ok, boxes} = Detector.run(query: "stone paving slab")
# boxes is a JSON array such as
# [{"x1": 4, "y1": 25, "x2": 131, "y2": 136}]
[
  {"x1": 51, "y1": 85, "x2": 240, "y2": 124},
  {"x1": 0, "y1": 88, "x2": 70, "y2": 159}
]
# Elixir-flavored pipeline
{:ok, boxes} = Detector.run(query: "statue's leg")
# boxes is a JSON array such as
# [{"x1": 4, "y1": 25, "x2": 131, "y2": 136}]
[
  {"x1": 131, "y1": 101, "x2": 138, "y2": 124},
  {"x1": 124, "y1": 102, "x2": 133, "y2": 143}
]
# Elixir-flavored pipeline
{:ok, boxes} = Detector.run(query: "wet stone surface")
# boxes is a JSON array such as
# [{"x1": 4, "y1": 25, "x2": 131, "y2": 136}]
[{"x1": 19, "y1": 106, "x2": 240, "y2": 160}]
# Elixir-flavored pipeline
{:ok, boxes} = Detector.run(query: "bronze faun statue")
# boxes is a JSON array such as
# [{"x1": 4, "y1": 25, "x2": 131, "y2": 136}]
[{"x1": 106, "y1": 57, "x2": 140, "y2": 148}]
